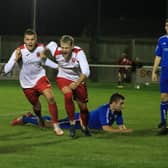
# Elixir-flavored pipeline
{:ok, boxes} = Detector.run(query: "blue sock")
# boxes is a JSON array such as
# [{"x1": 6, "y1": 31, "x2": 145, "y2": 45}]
[
  {"x1": 160, "y1": 101, "x2": 168, "y2": 124},
  {"x1": 23, "y1": 116, "x2": 39, "y2": 125}
]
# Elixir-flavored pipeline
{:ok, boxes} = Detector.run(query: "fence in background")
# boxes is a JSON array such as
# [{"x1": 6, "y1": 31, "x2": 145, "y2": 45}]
[{"x1": 0, "y1": 35, "x2": 158, "y2": 82}]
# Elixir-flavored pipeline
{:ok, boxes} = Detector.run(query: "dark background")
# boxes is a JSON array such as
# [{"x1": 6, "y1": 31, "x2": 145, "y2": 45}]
[{"x1": 0, "y1": 0, "x2": 166, "y2": 37}]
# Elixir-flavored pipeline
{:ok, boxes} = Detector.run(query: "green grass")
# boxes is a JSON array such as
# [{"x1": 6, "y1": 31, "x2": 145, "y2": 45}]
[{"x1": 0, "y1": 80, "x2": 167, "y2": 168}]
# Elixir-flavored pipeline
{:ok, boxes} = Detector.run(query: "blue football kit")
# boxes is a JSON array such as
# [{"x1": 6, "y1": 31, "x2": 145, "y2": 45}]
[
  {"x1": 155, "y1": 35, "x2": 168, "y2": 93},
  {"x1": 23, "y1": 104, "x2": 124, "y2": 129},
  {"x1": 155, "y1": 35, "x2": 168, "y2": 124}
]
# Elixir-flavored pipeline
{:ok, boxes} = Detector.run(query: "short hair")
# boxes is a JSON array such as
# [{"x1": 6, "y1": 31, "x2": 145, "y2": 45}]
[
  {"x1": 24, "y1": 28, "x2": 37, "y2": 36},
  {"x1": 60, "y1": 35, "x2": 74, "y2": 46},
  {"x1": 109, "y1": 93, "x2": 125, "y2": 104}
]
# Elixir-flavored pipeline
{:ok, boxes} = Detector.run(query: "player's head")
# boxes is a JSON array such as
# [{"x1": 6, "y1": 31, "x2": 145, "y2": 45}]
[
  {"x1": 109, "y1": 93, "x2": 125, "y2": 111},
  {"x1": 24, "y1": 28, "x2": 37, "y2": 51},
  {"x1": 165, "y1": 18, "x2": 168, "y2": 34},
  {"x1": 60, "y1": 35, "x2": 74, "y2": 56}
]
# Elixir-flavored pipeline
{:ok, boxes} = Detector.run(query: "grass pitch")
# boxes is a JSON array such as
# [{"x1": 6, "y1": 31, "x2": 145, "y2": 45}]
[{"x1": 0, "y1": 80, "x2": 167, "y2": 168}]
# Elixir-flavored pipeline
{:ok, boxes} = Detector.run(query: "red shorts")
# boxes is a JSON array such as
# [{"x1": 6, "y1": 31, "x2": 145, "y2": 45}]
[
  {"x1": 23, "y1": 76, "x2": 51, "y2": 105},
  {"x1": 56, "y1": 77, "x2": 88, "y2": 103}
]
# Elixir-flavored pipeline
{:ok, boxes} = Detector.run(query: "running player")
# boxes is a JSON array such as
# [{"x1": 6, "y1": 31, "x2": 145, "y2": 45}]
[
  {"x1": 4, "y1": 29, "x2": 63, "y2": 136},
  {"x1": 40, "y1": 35, "x2": 91, "y2": 137}
]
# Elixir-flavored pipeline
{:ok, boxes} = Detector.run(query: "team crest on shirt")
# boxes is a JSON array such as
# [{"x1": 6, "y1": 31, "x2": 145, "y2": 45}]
[
  {"x1": 37, "y1": 52, "x2": 40, "y2": 57},
  {"x1": 71, "y1": 57, "x2": 76, "y2": 63}
]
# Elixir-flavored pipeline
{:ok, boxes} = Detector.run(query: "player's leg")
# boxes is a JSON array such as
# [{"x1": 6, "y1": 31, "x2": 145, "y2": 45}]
[
  {"x1": 42, "y1": 88, "x2": 64, "y2": 135},
  {"x1": 11, "y1": 112, "x2": 35, "y2": 126},
  {"x1": 56, "y1": 77, "x2": 76, "y2": 137},
  {"x1": 159, "y1": 93, "x2": 168, "y2": 127},
  {"x1": 117, "y1": 72, "x2": 122, "y2": 85},
  {"x1": 62, "y1": 88, "x2": 76, "y2": 137},
  {"x1": 22, "y1": 115, "x2": 39, "y2": 125},
  {"x1": 158, "y1": 68, "x2": 168, "y2": 134},
  {"x1": 75, "y1": 84, "x2": 91, "y2": 136},
  {"x1": 23, "y1": 88, "x2": 45, "y2": 127},
  {"x1": 35, "y1": 76, "x2": 63, "y2": 135}
]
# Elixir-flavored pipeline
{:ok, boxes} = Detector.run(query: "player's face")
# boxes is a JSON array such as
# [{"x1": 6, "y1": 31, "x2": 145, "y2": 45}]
[
  {"x1": 165, "y1": 22, "x2": 168, "y2": 34},
  {"x1": 60, "y1": 42, "x2": 73, "y2": 57},
  {"x1": 114, "y1": 99, "x2": 125, "y2": 111},
  {"x1": 24, "y1": 34, "x2": 37, "y2": 51}
]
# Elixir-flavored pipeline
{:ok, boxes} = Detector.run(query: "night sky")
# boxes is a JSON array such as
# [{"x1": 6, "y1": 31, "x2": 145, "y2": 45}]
[{"x1": 0, "y1": 0, "x2": 166, "y2": 37}]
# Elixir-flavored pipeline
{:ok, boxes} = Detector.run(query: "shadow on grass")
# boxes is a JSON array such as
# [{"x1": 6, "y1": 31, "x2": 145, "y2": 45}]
[
  {"x1": 0, "y1": 131, "x2": 28, "y2": 140},
  {"x1": 0, "y1": 137, "x2": 73, "y2": 154},
  {"x1": 90, "y1": 128, "x2": 162, "y2": 139}
]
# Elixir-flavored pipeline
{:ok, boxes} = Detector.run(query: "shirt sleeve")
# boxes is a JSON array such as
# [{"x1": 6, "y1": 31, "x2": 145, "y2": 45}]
[
  {"x1": 43, "y1": 58, "x2": 58, "y2": 69},
  {"x1": 4, "y1": 50, "x2": 17, "y2": 74},
  {"x1": 99, "y1": 108, "x2": 111, "y2": 126},
  {"x1": 76, "y1": 50, "x2": 90, "y2": 77},
  {"x1": 115, "y1": 112, "x2": 124, "y2": 125},
  {"x1": 46, "y1": 41, "x2": 58, "y2": 56},
  {"x1": 155, "y1": 39, "x2": 162, "y2": 57}
]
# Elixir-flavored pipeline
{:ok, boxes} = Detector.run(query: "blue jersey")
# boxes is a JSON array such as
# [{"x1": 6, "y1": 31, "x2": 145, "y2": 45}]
[
  {"x1": 23, "y1": 104, "x2": 124, "y2": 130},
  {"x1": 155, "y1": 35, "x2": 168, "y2": 67},
  {"x1": 155, "y1": 35, "x2": 168, "y2": 93},
  {"x1": 87, "y1": 104, "x2": 123, "y2": 129}
]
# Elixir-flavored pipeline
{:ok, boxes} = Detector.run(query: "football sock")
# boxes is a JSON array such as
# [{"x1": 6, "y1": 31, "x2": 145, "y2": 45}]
[
  {"x1": 48, "y1": 102, "x2": 58, "y2": 123},
  {"x1": 160, "y1": 101, "x2": 168, "y2": 124},
  {"x1": 80, "y1": 108, "x2": 89, "y2": 128},
  {"x1": 64, "y1": 92, "x2": 75, "y2": 121}
]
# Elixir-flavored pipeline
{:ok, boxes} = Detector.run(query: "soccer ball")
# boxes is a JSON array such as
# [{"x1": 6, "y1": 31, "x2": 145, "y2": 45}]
[
  {"x1": 135, "y1": 85, "x2": 140, "y2": 89},
  {"x1": 145, "y1": 82, "x2": 149, "y2": 86}
]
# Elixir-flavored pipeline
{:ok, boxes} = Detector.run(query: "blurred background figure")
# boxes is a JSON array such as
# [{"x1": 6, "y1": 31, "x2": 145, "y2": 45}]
[{"x1": 117, "y1": 52, "x2": 132, "y2": 88}]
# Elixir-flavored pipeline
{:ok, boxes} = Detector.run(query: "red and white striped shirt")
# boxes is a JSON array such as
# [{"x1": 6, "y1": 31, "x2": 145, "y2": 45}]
[
  {"x1": 4, "y1": 44, "x2": 52, "y2": 88},
  {"x1": 46, "y1": 41, "x2": 90, "y2": 81}
]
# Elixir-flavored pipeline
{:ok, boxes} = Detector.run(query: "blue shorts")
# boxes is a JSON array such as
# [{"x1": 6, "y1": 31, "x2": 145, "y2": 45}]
[{"x1": 160, "y1": 67, "x2": 168, "y2": 93}]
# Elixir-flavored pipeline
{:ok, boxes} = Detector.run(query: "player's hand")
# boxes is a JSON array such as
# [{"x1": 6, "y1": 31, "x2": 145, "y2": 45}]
[
  {"x1": 15, "y1": 48, "x2": 22, "y2": 61},
  {"x1": 120, "y1": 128, "x2": 133, "y2": 133},
  {"x1": 69, "y1": 82, "x2": 78, "y2": 90},
  {"x1": 152, "y1": 72, "x2": 157, "y2": 81},
  {"x1": 40, "y1": 50, "x2": 47, "y2": 59}
]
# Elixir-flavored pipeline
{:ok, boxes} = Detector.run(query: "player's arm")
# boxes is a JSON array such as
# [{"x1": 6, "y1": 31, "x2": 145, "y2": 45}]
[
  {"x1": 45, "y1": 41, "x2": 58, "y2": 56},
  {"x1": 40, "y1": 41, "x2": 57, "y2": 60},
  {"x1": 115, "y1": 112, "x2": 132, "y2": 133},
  {"x1": 40, "y1": 42, "x2": 59, "y2": 69},
  {"x1": 152, "y1": 56, "x2": 161, "y2": 81},
  {"x1": 102, "y1": 125, "x2": 122, "y2": 133},
  {"x1": 43, "y1": 58, "x2": 59, "y2": 69},
  {"x1": 102, "y1": 125, "x2": 132, "y2": 133},
  {"x1": 118, "y1": 125, "x2": 133, "y2": 133},
  {"x1": 69, "y1": 50, "x2": 90, "y2": 90},
  {"x1": 4, "y1": 48, "x2": 21, "y2": 74}
]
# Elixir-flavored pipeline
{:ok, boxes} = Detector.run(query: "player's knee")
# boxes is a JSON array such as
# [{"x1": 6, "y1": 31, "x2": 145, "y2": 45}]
[
  {"x1": 33, "y1": 102, "x2": 41, "y2": 110},
  {"x1": 79, "y1": 103, "x2": 88, "y2": 112},
  {"x1": 47, "y1": 96, "x2": 55, "y2": 104},
  {"x1": 161, "y1": 94, "x2": 168, "y2": 101},
  {"x1": 64, "y1": 92, "x2": 73, "y2": 101}
]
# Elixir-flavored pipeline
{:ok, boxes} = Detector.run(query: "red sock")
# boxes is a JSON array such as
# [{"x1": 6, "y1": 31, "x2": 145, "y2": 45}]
[
  {"x1": 64, "y1": 92, "x2": 75, "y2": 121},
  {"x1": 80, "y1": 108, "x2": 89, "y2": 127},
  {"x1": 48, "y1": 103, "x2": 58, "y2": 123}
]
